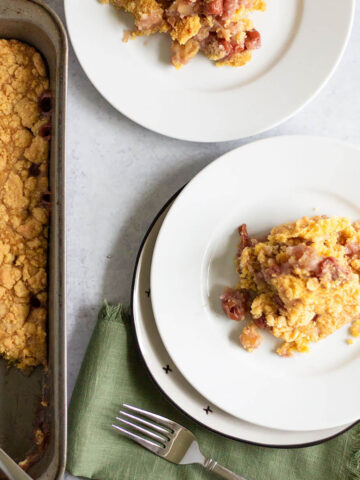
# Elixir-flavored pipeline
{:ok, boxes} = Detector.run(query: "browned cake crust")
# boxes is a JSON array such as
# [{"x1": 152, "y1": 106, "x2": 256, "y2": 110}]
[{"x1": 0, "y1": 39, "x2": 50, "y2": 369}]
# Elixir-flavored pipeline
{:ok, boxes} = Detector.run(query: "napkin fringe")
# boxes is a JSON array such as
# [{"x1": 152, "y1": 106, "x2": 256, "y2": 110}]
[
  {"x1": 348, "y1": 425, "x2": 360, "y2": 479},
  {"x1": 98, "y1": 300, "x2": 131, "y2": 324}
]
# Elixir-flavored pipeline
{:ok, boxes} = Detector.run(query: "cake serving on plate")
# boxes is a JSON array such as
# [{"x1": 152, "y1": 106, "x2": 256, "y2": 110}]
[
  {"x1": 222, "y1": 216, "x2": 360, "y2": 356},
  {"x1": 101, "y1": 0, "x2": 266, "y2": 68}
]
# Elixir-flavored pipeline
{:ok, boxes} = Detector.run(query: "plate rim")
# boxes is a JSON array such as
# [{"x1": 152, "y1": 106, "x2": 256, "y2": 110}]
[
  {"x1": 130, "y1": 185, "x2": 359, "y2": 448},
  {"x1": 64, "y1": 0, "x2": 355, "y2": 143},
  {"x1": 150, "y1": 135, "x2": 360, "y2": 431}
]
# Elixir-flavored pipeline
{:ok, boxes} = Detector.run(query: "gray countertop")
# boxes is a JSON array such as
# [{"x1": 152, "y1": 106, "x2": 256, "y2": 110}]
[{"x1": 47, "y1": 0, "x2": 359, "y2": 473}]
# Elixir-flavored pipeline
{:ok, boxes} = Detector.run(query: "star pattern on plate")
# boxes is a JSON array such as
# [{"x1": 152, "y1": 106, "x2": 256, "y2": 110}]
[
  {"x1": 203, "y1": 406, "x2": 213, "y2": 415},
  {"x1": 163, "y1": 364, "x2": 172, "y2": 374}
]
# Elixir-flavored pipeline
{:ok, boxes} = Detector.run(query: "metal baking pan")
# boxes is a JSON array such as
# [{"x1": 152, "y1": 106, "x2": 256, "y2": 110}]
[{"x1": 0, "y1": 1, "x2": 67, "y2": 479}]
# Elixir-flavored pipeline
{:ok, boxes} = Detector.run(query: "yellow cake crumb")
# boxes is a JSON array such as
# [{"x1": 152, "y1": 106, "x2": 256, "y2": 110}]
[
  {"x1": 217, "y1": 49, "x2": 252, "y2": 67},
  {"x1": 350, "y1": 319, "x2": 360, "y2": 337},
  {"x1": 240, "y1": 323, "x2": 263, "y2": 352},
  {"x1": 170, "y1": 16, "x2": 202, "y2": 45}
]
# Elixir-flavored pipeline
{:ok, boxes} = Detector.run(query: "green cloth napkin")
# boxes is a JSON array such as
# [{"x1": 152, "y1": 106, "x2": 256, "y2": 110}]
[{"x1": 67, "y1": 302, "x2": 360, "y2": 480}]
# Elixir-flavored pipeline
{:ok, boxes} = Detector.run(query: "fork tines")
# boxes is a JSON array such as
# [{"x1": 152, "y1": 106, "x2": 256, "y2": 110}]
[{"x1": 112, "y1": 404, "x2": 173, "y2": 453}]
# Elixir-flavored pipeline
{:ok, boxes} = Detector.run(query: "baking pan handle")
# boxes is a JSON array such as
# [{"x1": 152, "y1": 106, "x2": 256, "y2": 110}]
[{"x1": 0, "y1": 449, "x2": 33, "y2": 480}]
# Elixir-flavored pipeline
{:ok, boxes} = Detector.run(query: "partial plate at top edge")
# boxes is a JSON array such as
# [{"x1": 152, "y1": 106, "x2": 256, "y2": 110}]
[{"x1": 64, "y1": 0, "x2": 354, "y2": 141}]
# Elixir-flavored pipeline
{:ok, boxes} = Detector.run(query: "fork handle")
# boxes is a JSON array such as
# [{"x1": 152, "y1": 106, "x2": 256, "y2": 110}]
[{"x1": 204, "y1": 458, "x2": 247, "y2": 480}]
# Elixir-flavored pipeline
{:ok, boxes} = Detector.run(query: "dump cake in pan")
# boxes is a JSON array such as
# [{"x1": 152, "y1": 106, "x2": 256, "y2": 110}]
[
  {"x1": 0, "y1": 39, "x2": 50, "y2": 369},
  {"x1": 222, "y1": 216, "x2": 360, "y2": 356}
]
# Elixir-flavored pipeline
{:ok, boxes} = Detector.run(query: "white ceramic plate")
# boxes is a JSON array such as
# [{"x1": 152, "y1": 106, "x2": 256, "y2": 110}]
[
  {"x1": 64, "y1": 0, "x2": 354, "y2": 142},
  {"x1": 132, "y1": 192, "x2": 355, "y2": 446},
  {"x1": 151, "y1": 136, "x2": 360, "y2": 431}
]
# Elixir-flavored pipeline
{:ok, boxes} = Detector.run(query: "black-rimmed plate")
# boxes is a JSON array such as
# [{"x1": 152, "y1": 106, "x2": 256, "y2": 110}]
[{"x1": 131, "y1": 190, "x2": 357, "y2": 447}]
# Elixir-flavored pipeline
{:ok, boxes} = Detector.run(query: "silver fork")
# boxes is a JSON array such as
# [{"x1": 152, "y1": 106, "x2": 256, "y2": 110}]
[{"x1": 112, "y1": 404, "x2": 248, "y2": 480}]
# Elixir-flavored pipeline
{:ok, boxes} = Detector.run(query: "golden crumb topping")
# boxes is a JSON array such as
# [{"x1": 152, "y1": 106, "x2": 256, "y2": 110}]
[
  {"x1": 222, "y1": 216, "x2": 360, "y2": 356},
  {"x1": 0, "y1": 39, "x2": 50, "y2": 369},
  {"x1": 102, "y1": 0, "x2": 266, "y2": 68}
]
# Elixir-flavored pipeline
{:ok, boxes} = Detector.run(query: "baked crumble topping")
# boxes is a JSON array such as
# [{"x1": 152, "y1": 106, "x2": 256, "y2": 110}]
[
  {"x1": 0, "y1": 39, "x2": 50, "y2": 369},
  {"x1": 222, "y1": 216, "x2": 360, "y2": 356},
  {"x1": 102, "y1": 0, "x2": 266, "y2": 68}
]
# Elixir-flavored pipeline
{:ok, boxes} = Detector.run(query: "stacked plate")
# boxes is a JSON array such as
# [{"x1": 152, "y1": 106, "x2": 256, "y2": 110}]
[{"x1": 131, "y1": 136, "x2": 360, "y2": 447}]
